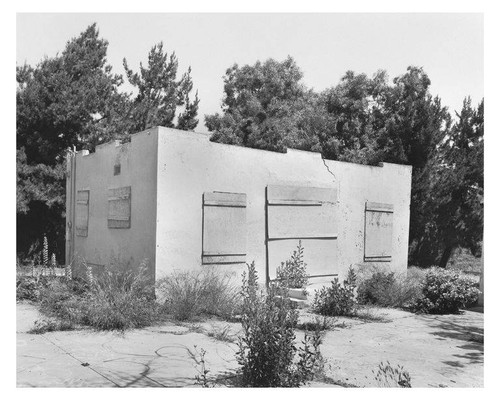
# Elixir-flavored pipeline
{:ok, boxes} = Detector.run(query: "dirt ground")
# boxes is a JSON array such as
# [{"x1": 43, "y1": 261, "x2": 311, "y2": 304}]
[{"x1": 16, "y1": 302, "x2": 483, "y2": 388}]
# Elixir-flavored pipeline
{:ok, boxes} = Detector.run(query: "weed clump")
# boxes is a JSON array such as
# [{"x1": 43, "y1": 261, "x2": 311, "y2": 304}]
[
  {"x1": 28, "y1": 318, "x2": 75, "y2": 334},
  {"x1": 357, "y1": 268, "x2": 423, "y2": 308},
  {"x1": 373, "y1": 361, "x2": 412, "y2": 388},
  {"x1": 157, "y1": 267, "x2": 241, "y2": 321},
  {"x1": 38, "y1": 260, "x2": 159, "y2": 331}
]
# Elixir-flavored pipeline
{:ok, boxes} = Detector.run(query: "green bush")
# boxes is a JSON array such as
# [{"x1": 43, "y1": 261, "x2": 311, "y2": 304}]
[
  {"x1": 357, "y1": 271, "x2": 396, "y2": 306},
  {"x1": 81, "y1": 288, "x2": 158, "y2": 330},
  {"x1": 16, "y1": 273, "x2": 79, "y2": 302},
  {"x1": 157, "y1": 267, "x2": 241, "y2": 321},
  {"x1": 411, "y1": 267, "x2": 480, "y2": 314},
  {"x1": 236, "y1": 262, "x2": 323, "y2": 387},
  {"x1": 39, "y1": 279, "x2": 85, "y2": 324},
  {"x1": 38, "y1": 261, "x2": 159, "y2": 330},
  {"x1": 17, "y1": 276, "x2": 42, "y2": 301},
  {"x1": 276, "y1": 241, "x2": 308, "y2": 289},
  {"x1": 311, "y1": 268, "x2": 357, "y2": 316},
  {"x1": 357, "y1": 267, "x2": 424, "y2": 309}
]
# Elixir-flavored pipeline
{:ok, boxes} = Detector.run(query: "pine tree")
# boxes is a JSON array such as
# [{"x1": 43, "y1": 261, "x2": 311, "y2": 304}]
[{"x1": 123, "y1": 42, "x2": 199, "y2": 133}]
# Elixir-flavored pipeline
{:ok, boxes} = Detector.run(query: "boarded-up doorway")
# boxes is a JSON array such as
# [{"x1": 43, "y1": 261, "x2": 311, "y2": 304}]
[{"x1": 265, "y1": 185, "x2": 338, "y2": 285}]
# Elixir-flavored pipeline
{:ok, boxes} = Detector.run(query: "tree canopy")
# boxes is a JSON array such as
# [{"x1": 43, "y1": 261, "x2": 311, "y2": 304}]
[
  {"x1": 16, "y1": 24, "x2": 199, "y2": 261},
  {"x1": 123, "y1": 42, "x2": 199, "y2": 133},
  {"x1": 206, "y1": 57, "x2": 483, "y2": 268},
  {"x1": 16, "y1": 28, "x2": 482, "y2": 269}
]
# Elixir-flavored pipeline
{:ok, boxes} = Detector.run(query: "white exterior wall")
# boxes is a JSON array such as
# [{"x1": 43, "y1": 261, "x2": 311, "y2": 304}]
[
  {"x1": 69, "y1": 126, "x2": 411, "y2": 285},
  {"x1": 155, "y1": 127, "x2": 412, "y2": 284},
  {"x1": 70, "y1": 129, "x2": 158, "y2": 276}
]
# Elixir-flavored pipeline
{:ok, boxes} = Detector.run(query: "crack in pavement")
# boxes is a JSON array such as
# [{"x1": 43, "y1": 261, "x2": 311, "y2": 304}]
[{"x1": 40, "y1": 334, "x2": 120, "y2": 387}]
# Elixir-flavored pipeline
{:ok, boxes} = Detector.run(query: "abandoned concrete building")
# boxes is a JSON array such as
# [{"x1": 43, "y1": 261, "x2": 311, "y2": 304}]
[{"x1": 65, "y1": 126, "x2": 412, "y2": 287}]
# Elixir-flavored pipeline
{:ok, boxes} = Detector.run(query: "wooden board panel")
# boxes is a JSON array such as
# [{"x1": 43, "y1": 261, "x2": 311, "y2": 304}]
[
  {"x1": 75, "y1": 190, "x2": 89, "y2": 237},
  {"x1": 268, "y1": 238, "x2": 338, "y2": 279},
  {"x1": 366, "y1": 202, "x2": 394, "y2": 213},
  {"x1": 266, "y1": 185, "x2": 339, "y2": 279},
  {"x1": 108, "y1": 186, "x2": 131, "y2": 229},
  {"x1": 202, "y1": 192, "x2": 247, "y2": 264},
  {"x1": 267, "y1": 185, "x2": 337, "y2": 204},
  {"x1": 268, "y1": 204, "x2": 337, "y2": 240},
  {"x1": 203, "y1": 192, "x2": 246, "y2": 207},
  {"x1": 364, "y1": 206, "x2": 393, "y2": 261},
  {"x1": 267, "y1": 185, "x2": 337, "y2": 240}
]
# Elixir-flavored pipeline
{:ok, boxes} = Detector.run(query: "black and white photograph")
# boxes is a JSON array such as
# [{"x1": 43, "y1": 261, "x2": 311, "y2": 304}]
[{"x1": 9, "y1": 2, "x2": 493, "y2": 393}]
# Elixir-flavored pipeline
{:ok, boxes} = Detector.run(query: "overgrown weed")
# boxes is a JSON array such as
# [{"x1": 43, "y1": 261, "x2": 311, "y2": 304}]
[{"x1": 157, "y1": 267, "x2": 241, "y2": 321}]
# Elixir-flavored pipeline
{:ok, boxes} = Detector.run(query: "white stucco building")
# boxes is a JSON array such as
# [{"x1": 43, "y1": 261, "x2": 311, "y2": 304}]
[{"x1": 66, "y1": 126, "x2": 412, "y2": 286}]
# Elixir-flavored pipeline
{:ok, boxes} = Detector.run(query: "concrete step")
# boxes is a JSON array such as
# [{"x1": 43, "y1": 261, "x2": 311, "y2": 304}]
[
  {"x1": 289, "y1": 298, "x2": 308, "y2": 309},
  {"x1": 274, "y1": 295, "x2": 309, "y2": 309},
  {"x1": 287, "y1": 288, "x2": 308, "y2": 300}
]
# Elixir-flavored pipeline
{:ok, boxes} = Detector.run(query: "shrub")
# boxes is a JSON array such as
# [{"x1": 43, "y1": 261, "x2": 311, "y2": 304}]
[
  {"x1": 311, "y1": 268, "x2": 357, "y2": 316},
  {"x1": 39, "y1": 260, "x2": 159, "y2": 330},
  {"x1": 16, "y1": 272, "x2": 75, "y2": 302},
  {"x1": 357, "y1": 267, "x2": 424, "y2": 309},
  {"x1": 236, "y1": 262, "x2": 323, "y2": 387},
  {"x1": 411, "y1": 267, "x2": 480, "y2": 314},
  {"x1": 157, "y1": 267, "x2": 241, "y2": 321},
  {"x1": 17, "y1": 276, "x2": 41, "y2": 301},
  {"x1": 39, "y1": 279, "x2": 86, "y2": 324},
  {"x1": 81, "y1": 290, "x2": 157, "y2": 330},
  {"x1": 276, "y1": 241, "x2": 308, "y2": 289},
  {"x1": 357, "y1": 271, "x2": 396, "y2": 307}
]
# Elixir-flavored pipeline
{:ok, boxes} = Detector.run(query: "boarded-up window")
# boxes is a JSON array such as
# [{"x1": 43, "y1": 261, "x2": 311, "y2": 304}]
[
  {"x1": 267, "y1": 185, "x2": 338, "y2": 279},
  {"x1": 108, "y1": 186, "x2": 131, "y2": 229},
  {"x1": 202, "y1": 192, "x2": 247, "y2": 264},
  {"x1": 75, "y1": 190, "x2": 89, "y2": 237},
  {"x1": 364, "y1": 202, "x2": 393, "y2": 262},
  {"x1": 267, "y1": 185, "x2": 337, "y2": 240}
]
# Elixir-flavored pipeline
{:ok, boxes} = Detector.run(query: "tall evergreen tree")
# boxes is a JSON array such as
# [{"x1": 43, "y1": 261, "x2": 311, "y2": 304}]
[
  {"x1": 123, "y1": 42, "x2": 199, "y2": 133},
  {"x1": 376, "y1": 67, "x2": 452, "y2": 266},
  {"x1": 16, "y1": 24, "x2": 129, "y2": 260},
  {"x1": 427, "y1": 98, "x2": 484, "y2": 267}
]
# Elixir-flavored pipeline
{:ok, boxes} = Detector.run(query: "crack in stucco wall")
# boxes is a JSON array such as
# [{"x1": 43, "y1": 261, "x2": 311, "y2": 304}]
[{"x1": 321, "y1": 156, "x2": 340, "y2": 198}]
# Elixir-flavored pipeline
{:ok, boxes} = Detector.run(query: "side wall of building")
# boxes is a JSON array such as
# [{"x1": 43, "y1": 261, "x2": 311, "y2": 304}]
[
  {"x1": 69, "y1": 128, "x2": 159, "y2": 277},
  {"x1": 155, "y1": 127, "x2": 412, "y2": 285}
]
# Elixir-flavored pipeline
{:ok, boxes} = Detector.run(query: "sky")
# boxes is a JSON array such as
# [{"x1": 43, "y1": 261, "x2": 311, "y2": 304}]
[{"x1": 16, "y1": 13, "x2": 483, "y2": 133}]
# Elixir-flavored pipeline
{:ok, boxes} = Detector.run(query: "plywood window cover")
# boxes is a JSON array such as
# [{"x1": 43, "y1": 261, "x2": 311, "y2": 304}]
[
  {"x1": 267, "y1": 185, "x2": 337, "y2": 204},
  {"x1": 75, "y1": 190, "x2": 89, "y2": 237},
  {"x1": 108, "y1": 186, "x2": 131, "y2": 229},
  {"x1": 266, "y1": 185, "x2": 338, "y2": 241},
  {"x1": 266, "y1": 185, "x2": 339, "y2": 282},
  {"x1": 364, "y1": 201, "x2": 393, "y2": 262},
  {"x1": 365, "y1": 202, "x2": 394, "y2": 213},
  {"x1": 202, "y1": 191, "x2": 247, "y2": 264},
  {"x1": 203, "y1": 191, "x2": 246, "y2": 207}
]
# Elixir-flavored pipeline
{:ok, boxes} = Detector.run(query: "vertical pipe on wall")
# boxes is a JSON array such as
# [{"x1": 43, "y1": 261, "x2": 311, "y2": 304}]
[
  {"x1": 64, "y1": 148, "x2": 77, "y2": 267},
  {"x1": 65, "y1": 149, "x2": 73, "y2": 266},
  {"x1": 65, "y1": 150, "x2": 71, "y2": 266},
  {"x1": 265, "y1": 186, "x2": 270, "y2": 287}
]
